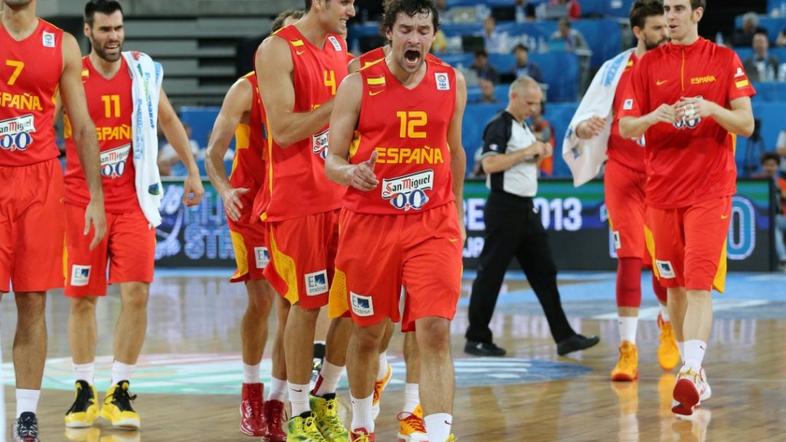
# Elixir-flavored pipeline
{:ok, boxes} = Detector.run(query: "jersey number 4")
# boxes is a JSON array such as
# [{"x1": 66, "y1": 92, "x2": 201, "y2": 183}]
[{"x1": 4, "y1": 60, "x2": 25, "y2": 86}]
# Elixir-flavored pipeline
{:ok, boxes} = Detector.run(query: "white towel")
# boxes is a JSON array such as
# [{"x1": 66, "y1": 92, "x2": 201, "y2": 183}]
[
  {"x1": 562, "y1": 48, "x2": 635, "y2": 187},
  {"x1": 124, "y1": 51, "x2": 164, "y2": 226}
]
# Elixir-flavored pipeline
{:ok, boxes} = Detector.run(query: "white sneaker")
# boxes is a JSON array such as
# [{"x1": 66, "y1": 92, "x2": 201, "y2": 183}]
[{"x1": 671, "y1": 366, "x2": 711, "y2": 416}]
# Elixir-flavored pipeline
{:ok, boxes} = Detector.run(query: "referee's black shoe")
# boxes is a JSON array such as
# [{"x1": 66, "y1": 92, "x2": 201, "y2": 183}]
[
  {"x1": 557, "y1": 334, "x2": 600, "y2": 356},
  {"x1": 464, "y1": 340, "x2": 507, "y2": 357}
]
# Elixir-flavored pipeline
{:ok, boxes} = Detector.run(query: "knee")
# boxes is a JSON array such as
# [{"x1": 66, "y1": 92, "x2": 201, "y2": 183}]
[
  {"x1": 122, "y1": 284, "x2": 149, "y2": 310},
  {"x1": 246, "y1": 282, "x2": 274, "y2": 316},
  {"x1": 416, "y1": 319, "x2": 451, "y2": 354},
  {"x1": 70, "y1": 297, "x2": 97, "y2": 315},
  {"x1": 354, "y1": 324, "x2": 385, "y2": 353},
  {"x1": 16, "y1": 293, "x2": 46, "y2": 318}
]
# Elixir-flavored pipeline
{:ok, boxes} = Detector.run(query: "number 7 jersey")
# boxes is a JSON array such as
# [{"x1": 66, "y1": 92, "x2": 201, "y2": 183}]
[{"x1": 343, "y1": 57, "x2": 457, "y2": 215}]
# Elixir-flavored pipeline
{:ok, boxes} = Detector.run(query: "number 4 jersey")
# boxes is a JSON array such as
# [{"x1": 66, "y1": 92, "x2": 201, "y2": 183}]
[
  {"x1": 64, "y1": 56, "x2": 138, "y2": 213},
  {"x1": 343, "y1": 57, "x2": 457, "y2": 215},
  {"x1": 0, "y1": 19, "x2": 63, "y2": 166}
]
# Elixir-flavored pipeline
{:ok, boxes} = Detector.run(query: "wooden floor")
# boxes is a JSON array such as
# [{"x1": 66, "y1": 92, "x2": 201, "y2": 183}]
[{"x1": 2, "y1": 271, "x2": 786, "y2": 441}]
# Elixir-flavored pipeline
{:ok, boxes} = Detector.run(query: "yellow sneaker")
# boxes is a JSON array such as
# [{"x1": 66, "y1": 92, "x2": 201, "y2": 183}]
[
  {"x1": 310, "y1": 394, "x2": 348, "y2": 441},
  {"x1": 65, "y1": 380, "x2": 100, "y2": 428},
  {"x1": 610, "y1": 341, "x2": 639, "y2": 382},
  {"x1": 100, "y1": 381, "x2": 140, "y2": 430},
  {"x1": 657, "y1": 314, "x2": 680, "y2": 371},
  {"x1": 372, "y1": 363, "x2": 393, "y2": 420},
  {"x1": 287, "y1": 412, "x2": 328, "y2": 442},
  {"x1": 397, "y1": 405, "x2": 427, "y2": 442}
]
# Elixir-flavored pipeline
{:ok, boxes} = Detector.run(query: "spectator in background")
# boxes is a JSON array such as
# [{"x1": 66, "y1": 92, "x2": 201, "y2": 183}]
[
  {"x1": 550, "y1": 17, "x2": 589, "y2": 52},
  {"x1": 473, "y1": 78, "x2": 500, "y2": 104},
  {"x1": 530, "y1": 99, "x2": 554, "y2": 177},
  {"x1": 471, "y1": 49, "x2": 500, "y2": 84},
  {"x1": 551, "y1": 0, "x2": 582, "y2": 19},
  {"x1": 757, "y1": 153, "x2": 786, "y2": 268},
  {"x1": 435, "y1": 0, "x2": 451, "y2": 23},
  {"x1": 512, "y1": 44, "x2": 544, "y2": 83},
  {"x1": 158, "y1": 123, "x2": 203, "y2": 176},
  {"x1": 777, "y1": 28, "x2": 786, "y2": 47},
  {"x1": 731, "y1": 12, "x2": 767, "y2": 47},
  {"x1": 744, "y1": 32, "x2": 780, "y2": 82},
  {"x1": 777, "y1": 129, "x2": 786, "y2": 174},
  {"x1": 482, "y1": 16, "x2": 509, "y2": 54}
]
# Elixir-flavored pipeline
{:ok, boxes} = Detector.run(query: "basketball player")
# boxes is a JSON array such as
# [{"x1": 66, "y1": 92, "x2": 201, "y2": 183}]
[
  {"x1": 619, "y1": 0, "x2": 755, "y2": 415},
  {"x1": 569, "y1": 0, "x2": 678, "y2": 381},
  {"x1": 1, "y1": 0, "x2": 106, "y2": 439},
  {"x1": 62, "y1": 0, "x2": 204, "y2": 431},
  {"x1": 206, "y1": 9, "x2": 302, "y2": 440},
  {"x1": 326, "y1": 0, "x2": 466, "y2": 440},
  {"x1": 255, "y1": 0, "x2": 355, "y2": 439}
]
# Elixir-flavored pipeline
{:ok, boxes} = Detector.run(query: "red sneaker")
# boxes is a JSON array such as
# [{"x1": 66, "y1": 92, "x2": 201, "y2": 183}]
[
  {"x1": 350, "y1": 427, "x2": 375, "y2": 441},
  {"x1": 264, "y1": 399, "x2": 287, "y2": 442},
  {"x1": 240, "y1": 383, "x2": 267, "y2": 437}
]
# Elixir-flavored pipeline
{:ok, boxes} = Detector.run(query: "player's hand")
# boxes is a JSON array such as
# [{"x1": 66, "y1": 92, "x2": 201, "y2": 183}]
[
  {"x1": 541, "y1": 142, "x2": 554, "y2": 158},
  {"x1": 84, "y1": 198, "x2": 107, "y2": 251},
  {"x1": 349, "y1": 151, "x2": 378, "y2": 191},
  {"x1": 576, "y1": 116, "x2": 606, "y2": 139},
  {"x1": 646, "y1": 103, "x2": 676, "y2": 126},
  {"x1": 182, "y1": 174, "x2": 205, "y2": 207},
  {"x1": 221, "y1": 187, "x2": 250, "y2": 222},
  {"x1": 675, "y1": 96, "x2": 716, "y2": 120}
]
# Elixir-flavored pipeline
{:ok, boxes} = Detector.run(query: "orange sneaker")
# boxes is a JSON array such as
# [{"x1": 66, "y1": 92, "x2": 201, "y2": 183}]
[
  {"x1": 350, "y1": 428, "x2": 375, "y2": 442},
  {"x1": 611, "y1": 341, "x2": 639, "y2": 382},
  {"x1": 371, "y1": 363, "x2": 392, "y2": 420},
  {"x1": 397, "y1": 405, "x2": 428, "y2": 442},
  {"x1": 657, "y1": 314, "x2": 680, "y2": 371}
]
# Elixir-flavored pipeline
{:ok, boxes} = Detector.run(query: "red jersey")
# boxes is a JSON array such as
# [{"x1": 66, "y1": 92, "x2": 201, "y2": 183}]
[
  {"x1": 619, "y1": 38, "x2": 756, "y2": 209},
  {"x1": 356, "y1": 47, "x2": 442, "y2": 70},
  {"x1": 261, "y1": 25, "x2": 348, "y2": 222},
  {"x1": 64, "y1": 56, "x2": 138, "y2": 213},
  {"x1": 343, "y1": 57, "x2": 457, "y2": 215},
  {"x1": 609, "y1": 52, "x2": 645, "y2": 172},
  {"x1": 0, "y1": 20, "x2": 63, "y2": 167},
  {"x1": 232, "y1": 72, "x2": 267, "y2": 220}
]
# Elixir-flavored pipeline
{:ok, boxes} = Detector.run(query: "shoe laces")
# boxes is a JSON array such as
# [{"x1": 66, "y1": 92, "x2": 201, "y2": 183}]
[
  {"x1": 112, "y1": 381, "x2": 137, "y2": 412},
  {"x1": 618, "y1": 344, "x2": 636, "y2": 366},
  {"x1": 396, "y1": 411, "x2": 427, "y2": 433},
  {"x1": 67, "y1": 381, "x2": 94, "y2": 414},
  {"x1": 304, "y1": 415, "x2": 326, "y2": 439},
  {"x1": 16, "y1": 412, "x2": 39, "y2": 437},
  {"x1": 352, "y1": 430, "x2": 373, "y2": 442}
]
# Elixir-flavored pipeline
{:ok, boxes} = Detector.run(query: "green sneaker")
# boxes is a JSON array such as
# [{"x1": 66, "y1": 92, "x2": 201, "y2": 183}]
[
  {"x1": 287, "y1": 412, "x2": 327, "y2": 442},
  {"x1": 310, "y1": 394, "x2": 348, "y2": 441}
]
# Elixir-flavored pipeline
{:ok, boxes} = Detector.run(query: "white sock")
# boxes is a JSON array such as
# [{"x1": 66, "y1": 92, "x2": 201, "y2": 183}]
[
  {"x1": 243, "y1": 363, "x2": 260, "y2": 384},
  {"x1": 16, "y1": 389, "x2": 40, "y2": 417},
  {"x1": 403, "y1": 383, "x2": 419, "y2": 413},
  {"x1": 111, "y1": 361, "x2": 135, "y2": 385},
  {"x1": 376, "y1": 352, "x2": 389, "y2": 381},
  {"x1": 618, "y1": 316, "x2": 638, "y2": 344},
  {"x1": 683, "y1": 339, "x2": 706, "y2": 371},
  {"x1": 314, "y1": 361, "x2": 343, "y2": 396},
  {"x1": 73, "y1": 361, "x2": 95, "y2": 385},
  {"x1": 424, "y1": 413, "x2": 452, "y2": 442},
  {"x1": 350, "y1": 393, "x2": 374, "y2": 432},
  {"x1": 659, "y1": 305, "x2": 670, "y2": 322},
  {"x1": 677, "y1": 341, "x2": 685, "y2": 362},
  {"x1": 268, "y1": 377, "x2": 287, "y2": 402},
  {"x1": 288, "y1": 382, "x2": 310, "y2": 416}
]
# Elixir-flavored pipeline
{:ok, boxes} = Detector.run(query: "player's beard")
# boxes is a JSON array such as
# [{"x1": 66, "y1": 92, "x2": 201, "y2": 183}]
[
  {"x1": 95, "y1": 41, "x2": 124, "y2": 62},
  {"x1": 644, "y1": 35, "x2": 668, "y2": 50}
]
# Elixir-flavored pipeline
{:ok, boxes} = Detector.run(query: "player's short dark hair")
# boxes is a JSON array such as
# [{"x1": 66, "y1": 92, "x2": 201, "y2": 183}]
[
  {"x1": 84, "y1": 0, "x2": 123, "y2": 26},
  {"x1": 305, "y1": 0, "x2": 330, "y2": 10},
  {"x1": 382, "y1": 0, "x2": 440, "y2": 34},
  {"x1": 272, "y1": 9, "x2": 304, "y2": 32},
  {"x1": 690, "y1": 0, "x2": 706, "y2": 10},
  {"x1": 513, "y1": 43, "x2": 529, "y2": 53},
  {"x1": 629, "y1": 0, "x2": 663, "y2": 30},
  {"x1": 761, "y1": 152, "x2": 780, "y2": 165}
]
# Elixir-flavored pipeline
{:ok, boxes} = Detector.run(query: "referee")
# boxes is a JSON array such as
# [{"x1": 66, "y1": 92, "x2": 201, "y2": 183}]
[{"x1": 465, "y1": 76, "x2": 600, "y2": 357}]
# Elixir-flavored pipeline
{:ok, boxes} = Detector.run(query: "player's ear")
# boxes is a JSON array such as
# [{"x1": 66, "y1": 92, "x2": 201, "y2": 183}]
[
  {"x1": 83, "y1": 22, "x2": 91, "y2": 39},
  {"x1": 692, "y1": 6, "x2": 704, "y2": 23}
]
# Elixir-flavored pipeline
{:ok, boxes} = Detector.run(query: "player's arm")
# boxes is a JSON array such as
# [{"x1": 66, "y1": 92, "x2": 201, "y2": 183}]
[
  {"x1": 59, "y1": 32, "x2": 106, "y2": 249},
  {"x1": 157, "y1": 89, "x2": 204, "y2": 206},
  {"x1": 325, "y1": 73, "x2": 377, "y2": 190},
  {"x1": 348, "y1": 56, "x2": 361, "y2": 74},
  {"x1": 619, "y1": 58, "x2": 675, "y2": 139},
  {"x1": 256, "y1": 36, "x2": 334, "y2": 147},
  {"x1": 481, "y1": 141, "x2": 547, "y2": 173},
  {"x1": 447, "y1": 69, "x2": 467, "y2": 240},
  {"x1": 205, "y1": 79, "x2": 252, "y2": 221},
  {"x1": 675, "y1": 96, "x2": 754, "y2": 137}
]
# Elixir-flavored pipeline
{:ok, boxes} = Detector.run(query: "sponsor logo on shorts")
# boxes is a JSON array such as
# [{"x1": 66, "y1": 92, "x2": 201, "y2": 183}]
[
  {"x1": 655, "y1": 260, "x2": 675, "y2": 279},
  {"x1": 0, "y1": 114, "x2": 36, "y2": 152},
  {"x1": 381, "y1": 169, "x2": 433, "y2": 211},
  {"x1": 350, "y1": 292, "x2": 374, "y2": 317},
  {"x1": 254, "y1": 247, "x2": 270, "y2": 270},
  {"x1": 312, "y1": 129, "x2": 329, "y2": 160},
  {"x1": 99, "y1": 144, "x2": 131, "y2": 178},
  {"x1": 71, "y1": 265, "x2": 91, "y2": 287},
  {"x1": 613, "y1": 231, "x2": 621, "y2": 250},
  {"x1": 435, "y1": 72, "x2": 450, "y2": 91},
  {"x1": 305, "y1": 270, "x2": 328, "y2": 296},
  {"x1": 42, "y1": 31, "x2": 55, "y2": 48}
]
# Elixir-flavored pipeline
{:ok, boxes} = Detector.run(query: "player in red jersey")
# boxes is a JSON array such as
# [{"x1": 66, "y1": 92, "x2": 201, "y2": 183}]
[
  {"x1": 0, "y1": 0, "x2": 106, "y2": 439},
  {"x1": 326, "y1": 1, "x2": 467, "y2": 440},
  {"x1": 255, "y1": 0, "x2": 355, "y2": 439},
  {"x1": 570, "y1": 0, "x2": 678, "y2": 382},
  {"x1": 206, "y1": 9, "x2": 302, "y2": 441},
  {"x1": 619, "y1": 0, "x2": 755, "y2": 416},
  {"x1": 62, "y1": 0, "x2": 203, "y2": 431}
]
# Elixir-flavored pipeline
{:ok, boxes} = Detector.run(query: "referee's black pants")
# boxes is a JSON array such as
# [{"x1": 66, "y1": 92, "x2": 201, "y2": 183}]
[{"x1": 466, "y1": 191, "x2": 576, "y2": 344}]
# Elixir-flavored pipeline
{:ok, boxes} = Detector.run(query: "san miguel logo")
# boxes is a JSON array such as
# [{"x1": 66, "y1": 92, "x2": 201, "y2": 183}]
[{"x1": 381, "y1": 169, "x2": 433, "y2": 211}]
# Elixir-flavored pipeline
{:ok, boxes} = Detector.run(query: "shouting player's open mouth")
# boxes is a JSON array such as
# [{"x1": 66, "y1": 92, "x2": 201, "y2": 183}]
[{"x1": 404, "y1": 48, "x2": 421, "y2": 69}]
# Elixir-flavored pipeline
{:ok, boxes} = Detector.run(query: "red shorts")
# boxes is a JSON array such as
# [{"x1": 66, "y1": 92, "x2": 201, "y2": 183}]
[
  {"x1": 228, "y1": 214, "x2": 269, "y2": 283},
  {"x1": 0, "y1": 159, "x2": 65, "y2": 293},
  {"x1": 646, "y1": 197, "x2": 731, "y2": 292},
  {"x1": 263, "y1": 210, "x2": 339, "y2": 309},
  {"x1": 329, "y1": 204, "x2": 463, "y2": 332},
  {"x1": 605, "y1": 160, "x2": 649, "y2": 262},
  {"x1": 64, "y1": 203, "x2": 155, "y2": 297}
]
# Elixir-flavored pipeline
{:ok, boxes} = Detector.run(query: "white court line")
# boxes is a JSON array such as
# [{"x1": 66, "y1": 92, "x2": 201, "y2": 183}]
[{"x1": 592, "y1": 299, "x2": 770, "y2": 320}]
